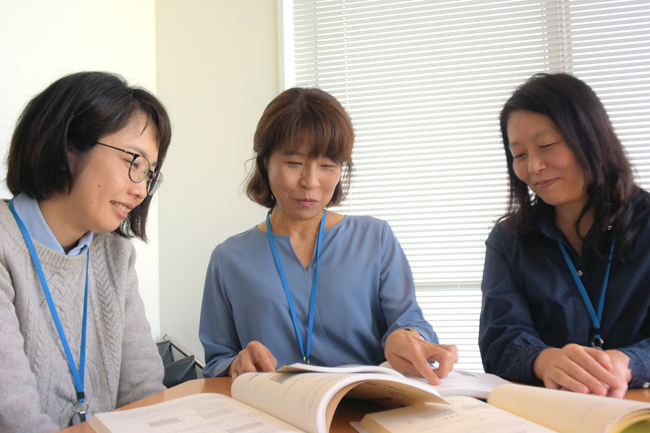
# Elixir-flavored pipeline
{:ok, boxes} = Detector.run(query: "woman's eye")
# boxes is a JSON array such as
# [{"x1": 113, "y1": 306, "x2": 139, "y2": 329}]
[
  {"x1": 540, "y1": 141, "x2": 558, "y2": 150},
  {"x1": 512, "y1": 153, "x2": 526, "y2": 160},
  {"x1": 287, "y1": 161, "x2": 302, "y2": 166}
]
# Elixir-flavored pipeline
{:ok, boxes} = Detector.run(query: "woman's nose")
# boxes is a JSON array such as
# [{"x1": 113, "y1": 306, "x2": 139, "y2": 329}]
[
  {"x1": 528, "y1": 152, "x2": 545, "y2": 174},
  {"x1": 300, "y1": 165, "x2": 318, "y2": 188}
]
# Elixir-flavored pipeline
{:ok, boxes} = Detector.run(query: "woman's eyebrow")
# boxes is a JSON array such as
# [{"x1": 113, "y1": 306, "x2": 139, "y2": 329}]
[
  {"x1": 280, "y1": 149, "x2": 307, "y2": 156},
  {"x1": 509, "y1": 129, "x2": 559, "y2": 147}
]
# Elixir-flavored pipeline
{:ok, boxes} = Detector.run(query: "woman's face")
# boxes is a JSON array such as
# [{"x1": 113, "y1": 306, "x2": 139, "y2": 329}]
[
  {"x1": 65, "y1": 111, "x2": 159, "y2": 234},
  {"x1": 507, "y1": 110, "x2": 587, "y2": 212},
  {"x1": 266, "y1": 142, "x2": 342, "y2": 223}
]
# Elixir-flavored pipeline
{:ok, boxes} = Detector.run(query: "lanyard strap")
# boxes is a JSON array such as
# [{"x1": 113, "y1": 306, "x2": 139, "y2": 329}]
[
  {"x1": 8, "y1": 198, "x2": 89, "y2": 418},
  {"x1": 558, "y1": 238, "x2": 615, "y2": 348},
  {"x1": 266, "y1": 210, "x2": 325, "y2": 363}
]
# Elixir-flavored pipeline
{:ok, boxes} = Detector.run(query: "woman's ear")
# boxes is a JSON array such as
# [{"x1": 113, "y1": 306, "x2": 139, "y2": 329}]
[{"x1": 67, "y1": 152, "x2": 79, "y2": 174}]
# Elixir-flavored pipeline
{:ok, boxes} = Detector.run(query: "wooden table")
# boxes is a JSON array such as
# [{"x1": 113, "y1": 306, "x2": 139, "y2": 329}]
[{"x1": 61, "y1": 378, "x2": 650, "y2": 433}]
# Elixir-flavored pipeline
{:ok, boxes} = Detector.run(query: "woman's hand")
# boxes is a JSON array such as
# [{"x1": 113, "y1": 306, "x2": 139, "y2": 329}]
[
  {"x1": 228, "y1": 341, "x2": 278, "y2": 381},
  {"x1": 604, "y1": 349, "x2": 632, "y2": 397},
  {"x1": 533, "y1": 344, "x2": 630, "y2": 398},
  {"x1": 385, "y1": 328, "x2": 458, "y2": 385}
]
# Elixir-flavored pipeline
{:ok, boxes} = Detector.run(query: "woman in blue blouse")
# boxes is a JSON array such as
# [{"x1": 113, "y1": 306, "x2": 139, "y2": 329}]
[
  {"x1": 480, "y1": 73, "x2": 650, "y2": 398},
  {"x1": 200, "y1": 87, "x2": 457, "y2": 383}
]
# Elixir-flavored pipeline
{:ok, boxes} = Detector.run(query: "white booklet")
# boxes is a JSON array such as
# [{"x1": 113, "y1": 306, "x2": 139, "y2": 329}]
[{"x1": 378, "y1": 361, "x2": 510, "y2": 399}]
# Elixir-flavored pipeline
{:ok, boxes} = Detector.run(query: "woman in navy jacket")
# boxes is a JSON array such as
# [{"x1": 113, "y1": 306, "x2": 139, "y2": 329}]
[{"x1": 480, "y1": 73, "x2": 650, "y2": 398}]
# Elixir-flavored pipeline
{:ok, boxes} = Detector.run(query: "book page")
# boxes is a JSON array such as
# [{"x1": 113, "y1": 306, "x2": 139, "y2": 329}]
[
  {"x1": 430, "y1": 370, "x2": 511, "y2": 399},
  {"x1": 232, "y1": 372, "x2": 445, "y2": 433},
  {"x1": 488, "y1": 384, "x2": 650, "y2": 433},
  {"x1": 88, "y1": 393, "x2": 302, "y2": 433},
  {"x1": 355, "y1": 396, "x2": 555, "y2": 433},
  {"x1": 277, "y1": 362, "x2": 404, "y2": 377},
  {"x1": 379, "y1": 361, "x2": 510, "y2": 399}
]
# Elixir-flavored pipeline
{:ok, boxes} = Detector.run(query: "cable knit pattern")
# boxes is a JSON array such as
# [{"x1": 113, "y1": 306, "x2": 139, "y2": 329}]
[{"x1": 0, "y1": 201, "x2": 165, "y2": 433}]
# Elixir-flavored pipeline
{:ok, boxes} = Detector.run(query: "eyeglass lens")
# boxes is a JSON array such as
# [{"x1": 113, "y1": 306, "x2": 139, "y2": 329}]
[
  {"x1": 147, "y1": 171, "x2": 163, "y2": 196},
  {"x1": 128, "y1": 155, "x2": 163, "y2": 196}
]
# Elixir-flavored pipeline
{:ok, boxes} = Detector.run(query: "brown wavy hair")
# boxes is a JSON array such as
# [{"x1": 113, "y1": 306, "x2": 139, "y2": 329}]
[{"x1": 246, "y1": 87, "x2": 355, "y2": 209}]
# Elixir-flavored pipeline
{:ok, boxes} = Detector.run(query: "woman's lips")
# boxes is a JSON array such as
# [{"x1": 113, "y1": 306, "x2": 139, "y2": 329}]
[
  {"x1": 535, "y1": 178, "x2": 558, "y2": 190},
  {"x1": 111, "y1": 201, "x2": 132, "y2": 219},
  {"x1": 297, "y1": 199, "x2": 318, "y2": 207}
]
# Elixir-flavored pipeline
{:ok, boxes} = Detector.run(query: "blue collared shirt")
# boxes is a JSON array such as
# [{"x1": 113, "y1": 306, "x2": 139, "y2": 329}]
[
  {"x1": 12, "y1": 193, "x2": 94, "y2": 256},
  {"x1": 479, "y1": 192, "x2": 650, "y2": 389}
]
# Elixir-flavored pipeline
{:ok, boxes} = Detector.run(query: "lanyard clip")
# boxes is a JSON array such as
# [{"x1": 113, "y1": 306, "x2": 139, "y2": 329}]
[
  {"x1": 592, "y1": 337, "x2": 604, "y2": 350},
  {"x1": 303, "y1": 356, "x2": 310, "y2": 364},
  {"x1": 76, "y1": 401, "x2": 89, "y2": 422}
]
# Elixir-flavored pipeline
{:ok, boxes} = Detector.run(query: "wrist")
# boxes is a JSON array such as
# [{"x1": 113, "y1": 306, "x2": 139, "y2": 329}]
[
  {"x1": 398, "y1": 327, "x2": 425, "y2": 340},
  {"x1": 227, "y1": 357, "x2": 237, "y2": 377},
  {"x1": 606, "y1": 350, "x2": 632, "y2": 384},
  {"x1": 533, "y1": 348, "x2": 558, "y2": 381}
]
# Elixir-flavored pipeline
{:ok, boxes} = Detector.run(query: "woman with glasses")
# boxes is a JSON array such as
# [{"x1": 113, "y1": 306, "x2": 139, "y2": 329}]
[
  {"x1": 479, "y1": 73, "x2": 650, "y2": 398},
  {"x1": 0, "y1": 71, "x2": 171, "y2": 432},
  {"x1": 199, "y1": 87, "x2": 458, "y2": 383}
]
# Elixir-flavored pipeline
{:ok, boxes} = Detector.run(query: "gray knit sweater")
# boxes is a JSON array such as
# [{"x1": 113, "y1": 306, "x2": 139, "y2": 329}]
[{"x1": 0, "y1": 201, "x2": 165, "y2": 432}]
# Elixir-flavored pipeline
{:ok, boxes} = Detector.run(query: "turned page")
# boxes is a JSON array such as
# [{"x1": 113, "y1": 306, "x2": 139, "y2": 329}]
[
  {"x1": 488, "y1": 384, "x2": 650, "y2": 433},
  {"x1": 232, "y1": 372, "x2": 445, "y2": 433},
  {"x1": 232, "y1": 372, "x2": 368, "y2": 433}
]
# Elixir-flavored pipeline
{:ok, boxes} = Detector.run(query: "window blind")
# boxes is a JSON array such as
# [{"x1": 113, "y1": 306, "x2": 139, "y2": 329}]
[{"x1": 284, "y1": 0, "x2": 650, "y2": 371}]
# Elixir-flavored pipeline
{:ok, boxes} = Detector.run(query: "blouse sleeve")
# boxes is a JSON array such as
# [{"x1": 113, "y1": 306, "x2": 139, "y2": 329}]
[
  {"x1": 377, "y1": 220, "x2": 438, "y2": 347},
  {"x1": 199, "y1": 244, "x2": 240, "y2": 377},
  {"x1": 479, "y1": 224, "x2": 549, "y2": 385},
  {"x1": 618, "y1": 338, "x2": 650, "y2": 388},
  {"x1": 115, "y1": 244, "x2": 165, "y2": 407},
  {"x1": 0, "y1": 249, "x2": 61, "y2": 433}
]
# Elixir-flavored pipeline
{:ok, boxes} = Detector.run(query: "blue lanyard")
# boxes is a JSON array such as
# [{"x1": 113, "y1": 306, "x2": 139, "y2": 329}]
[
  {"x1": 558, "y1": 238, "x2": 615, "y2": 349},
  {"x1": 8, "y1": 198, "x2": 90, "y2": 421},
  {"x1": 266, "y1": 210, "x2": 325, "y2": 364}
]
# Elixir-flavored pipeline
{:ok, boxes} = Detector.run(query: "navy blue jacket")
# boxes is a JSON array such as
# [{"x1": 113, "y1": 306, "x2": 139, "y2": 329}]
[{"x1": 480, "y1": 192, "x2": 650, "y2": 389}]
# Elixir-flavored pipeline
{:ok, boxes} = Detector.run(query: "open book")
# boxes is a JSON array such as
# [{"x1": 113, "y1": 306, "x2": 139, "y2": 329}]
[
  {"x1": 88, "y1": 363, "x2": 445, "y2": 433},
  {"x1": 353, "y1": 383, "x2": 650, "y2": 433}
]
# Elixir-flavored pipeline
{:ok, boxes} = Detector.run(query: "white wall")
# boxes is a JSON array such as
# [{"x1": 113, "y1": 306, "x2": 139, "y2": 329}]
[
  {"x1": 156, "y1": 0, "x2": 278, "y2": 361},
  {"x1": 0, "y1": 0, "x2": 162, "y2": 338}
]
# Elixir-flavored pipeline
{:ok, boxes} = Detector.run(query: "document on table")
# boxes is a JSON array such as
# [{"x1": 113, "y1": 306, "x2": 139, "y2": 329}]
[{"x1": 89, "y1": 393, "x2": 302, "y2": 433}]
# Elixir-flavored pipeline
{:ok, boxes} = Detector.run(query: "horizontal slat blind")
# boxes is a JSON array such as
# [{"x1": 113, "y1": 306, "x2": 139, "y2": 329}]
[
  {"x1": 563, "y1": 0, "x2": 650, "y2": 189},
  {"x1": 287, "y1": 0, "x2": 650, "y2": 371}
]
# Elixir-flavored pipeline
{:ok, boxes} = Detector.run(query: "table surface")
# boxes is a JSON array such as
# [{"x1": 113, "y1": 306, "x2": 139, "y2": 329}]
[{"x1": 61, "y1": 377, "x2": 650, "y2": 433}]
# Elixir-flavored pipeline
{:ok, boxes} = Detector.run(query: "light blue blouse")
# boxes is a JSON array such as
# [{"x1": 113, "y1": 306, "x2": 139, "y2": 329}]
[
  {"x1": 199, "y1": 215, "x2": 437, "y2": 377},
  {"x1": 12, "y1": 193, "x2": 93, "y2": 256}
]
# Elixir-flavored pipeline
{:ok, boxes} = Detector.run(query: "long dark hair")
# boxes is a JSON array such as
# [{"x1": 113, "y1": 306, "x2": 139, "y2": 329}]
[
  {"x1": 7, "y1": 71, "x2": 172, "y2": 241},
  {"x1": 246, "y1": 87, "x2": 355, "y2": 209},
  {"x1": 500, "y1": 73, "x2": 641, "y2": 260}
]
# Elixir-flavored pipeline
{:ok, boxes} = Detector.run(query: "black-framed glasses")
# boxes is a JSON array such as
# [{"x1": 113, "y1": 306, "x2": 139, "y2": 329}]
[{"x1": 96, "y1": 142, "x2": 163, "y2": 196}]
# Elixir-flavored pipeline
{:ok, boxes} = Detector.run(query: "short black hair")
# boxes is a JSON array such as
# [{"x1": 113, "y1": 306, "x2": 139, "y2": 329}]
[{"x1": 6, "y1": 71, "x2": 172, "y2": 241}]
